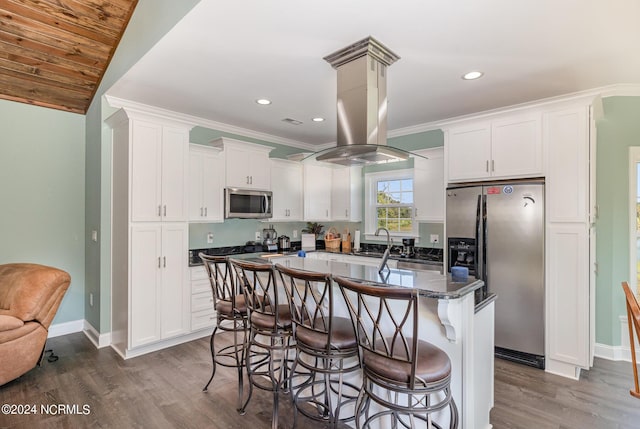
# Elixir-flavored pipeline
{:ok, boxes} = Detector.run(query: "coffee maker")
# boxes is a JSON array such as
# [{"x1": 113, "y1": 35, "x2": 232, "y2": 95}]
[{"x1": 401, "y1": 238, "x2": 415, "y2": 258}]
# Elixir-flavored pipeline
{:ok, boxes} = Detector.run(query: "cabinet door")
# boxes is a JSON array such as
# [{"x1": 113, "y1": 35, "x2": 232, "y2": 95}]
[
  {"x1": 491, "y1": 115, "x2": 542, "y2": 178},
  {"x1": 131, "y1": 120, "x2": 163, "y2": 222},
  {"x1": 270, "y1": 159, "x2": 303, "y2": 221},
  {"x1": 545, "y1": 107, "x2": 589, "y2": 222},
  {"x1": 225, "y1": 145, "x2": 271, "y2": 190},
  {"x1": 160, "y1": 223, "x2": 189, "y2": 339},
  {"x1": 160, "y1": 126, "x2": 188, "y2": 221},
  {"x1": 331, "y1": 166, "x2": 363, "y2": 222},
  {"x1": 447, "y1": 123, "x2": 491, "y2": 181},
  {"x1": 304, "y1": 164, "x2": 332, "y2": 221},
  {"x1": 201, "y1": 149, "x2": 225, "y2": 222},
  {"x1": 130, "y1": 224, "x2": 162, "y2": 347},
  {"x1": 413, "y1": 147, "x2": 444, "y2": 222},
  {"x1": 188, "y1": 150, "x2": 205, "y2": 221}
]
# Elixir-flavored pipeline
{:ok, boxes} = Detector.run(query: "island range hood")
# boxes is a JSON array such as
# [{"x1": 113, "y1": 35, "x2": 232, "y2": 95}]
[{"x1": 316, "y1": 36, "x2": 409, "y2": 166}]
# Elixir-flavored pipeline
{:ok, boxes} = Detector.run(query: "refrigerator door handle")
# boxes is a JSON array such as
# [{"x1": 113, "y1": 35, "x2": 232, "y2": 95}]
[
  {"x1": 475, "y1": 194, "x2": 482, "y2": 278},
  {"x1": 482, "y1": 194, "x2": 488, "y2": 282}
]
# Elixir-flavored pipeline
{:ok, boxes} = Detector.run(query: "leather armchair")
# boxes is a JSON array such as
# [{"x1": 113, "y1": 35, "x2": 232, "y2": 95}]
[{"x1": 0, "y1": 263, "x2": 71, "y2": 386}]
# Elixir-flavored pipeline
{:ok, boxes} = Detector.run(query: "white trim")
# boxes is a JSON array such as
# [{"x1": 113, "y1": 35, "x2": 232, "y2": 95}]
[
  {"x1": 83, "y1": 320, "x2": 112, "y2": 349},
  {"x1": 105, "y1": 95, "x2": 318, "y2": 151},
  {"x1": 363, "y1": 168, "x2": 417, "y2": 239},
  {"x1": 110, "y1": 328, "x2": 211, "y2": 360},
  {"x1": 594, "y1": 343, "x2": 626, "y2": 361},
  {"x1": 47, "y1": 319, "x2": 84, "y2": 338},
  {"x1": 629, "y1": 147, "x2": 640, "y2": 293}
]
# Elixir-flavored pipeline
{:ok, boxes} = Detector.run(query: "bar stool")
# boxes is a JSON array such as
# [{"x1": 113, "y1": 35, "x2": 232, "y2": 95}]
[
  {"x1": 199, "y1": 253, "x2": 248, "y2": 411},
  {"x1": 230, "y1": 258, "x2": 295, "y2": 429},
  {"x1": 334, "y1": 275, "x2": 459, "y2": 429},
  {"x1": 275, "y1": 263, "x2": 360, "y2": 428}
]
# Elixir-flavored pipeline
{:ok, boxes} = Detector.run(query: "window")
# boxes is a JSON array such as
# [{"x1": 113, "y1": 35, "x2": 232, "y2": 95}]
[{"x1": 365, "y1": 169, "x2": 416, "y2": 238}]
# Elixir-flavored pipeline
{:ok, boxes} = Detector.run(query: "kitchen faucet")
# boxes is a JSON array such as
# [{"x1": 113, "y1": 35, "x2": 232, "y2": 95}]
[{"x1": 374, "y1": 227, "x2": 393, "y2": 273}]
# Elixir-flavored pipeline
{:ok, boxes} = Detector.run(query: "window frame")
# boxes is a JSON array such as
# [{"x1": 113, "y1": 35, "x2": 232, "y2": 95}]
[{"x1": 364, "y1": 169, "x2": 418, "y2": 241}]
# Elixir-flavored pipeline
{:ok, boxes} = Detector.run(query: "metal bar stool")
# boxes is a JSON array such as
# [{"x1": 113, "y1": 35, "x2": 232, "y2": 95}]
[
  {"x1": 199, "y1": 253, "x2": 249, "y2": 411},
  {"x1": 230, "y1": 258, "x2": 295, "y2": 429},
  {"x1": 275, "y1": 263, "x2": 360, "y2": 428},
  {"x1": 334, "y1": 275, "x2": 459, "y2": 429}
]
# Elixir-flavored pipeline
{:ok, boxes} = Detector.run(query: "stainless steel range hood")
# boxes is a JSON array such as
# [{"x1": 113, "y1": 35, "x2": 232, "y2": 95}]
[{"x1": 315, "y1": 36, "x2": 409, "y2": 166}]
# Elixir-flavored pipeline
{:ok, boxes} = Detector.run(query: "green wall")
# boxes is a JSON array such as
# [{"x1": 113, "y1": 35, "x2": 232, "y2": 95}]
[
  {"x1": 595, "y1": 96, "x2": 640, "y2": 346},
  {"x1": 0, "y1": 99, "x2": 85, "y2": 323}
]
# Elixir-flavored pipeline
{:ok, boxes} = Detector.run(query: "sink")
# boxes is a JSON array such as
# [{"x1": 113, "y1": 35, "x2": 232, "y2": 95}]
[
  {"x1": 353, "y1": 251, "x2": 384, "y2": 258},
  {"x1": 396, "y1": 260, "x2": 443, "y2": 272}
]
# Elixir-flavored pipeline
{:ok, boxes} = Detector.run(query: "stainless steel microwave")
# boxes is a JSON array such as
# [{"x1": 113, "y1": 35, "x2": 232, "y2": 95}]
[{"x1": 224, "y1": 188, "x2": 272, "y2": 219}]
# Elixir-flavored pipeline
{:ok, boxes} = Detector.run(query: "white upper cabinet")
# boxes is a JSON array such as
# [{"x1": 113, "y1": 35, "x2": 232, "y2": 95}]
[
  {"x1": 304, "y1": 163, "x2": 332, "y2": 221},
  {"x1": 188, "y1": 144, "x2": 224, "y2": 222},
  {"x1": 446, "y1": 114, "x2": 542, "y2": 182},
  {"x1": 129, "y1": 119, "x2": 189, "y2": 222},
  {"x1": 211, "y1": 137, "x2": 273, "y2": 190},
  {"x1": 413, "y1": 147, "x2": 444, "y2": 222},
  {"x1": 331, "y1": 166, "x2": 363, "y2": 222},
  {"x1": 270, "y1": 159, "x2": 303, "y2": 221}
]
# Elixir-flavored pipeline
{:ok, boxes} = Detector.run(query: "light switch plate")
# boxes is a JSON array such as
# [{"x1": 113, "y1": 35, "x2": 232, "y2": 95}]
[
  {"x1": 293, "y1": 230, "x2": 298, "y2": 238},
  {"x1": 255, "y1": 231, "x2": 261, "y2": 241},
  {"x1": 430, "y1": 234, "x2": 439, "y2": 244},
  {"x1": 207, "y1": 232, "x2": 214, "y2": 244}
]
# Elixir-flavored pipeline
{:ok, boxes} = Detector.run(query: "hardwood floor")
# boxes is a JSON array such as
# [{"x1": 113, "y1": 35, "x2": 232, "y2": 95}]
[{"x1": 0, "y1": 332, "x2": 639, "y2": 428}]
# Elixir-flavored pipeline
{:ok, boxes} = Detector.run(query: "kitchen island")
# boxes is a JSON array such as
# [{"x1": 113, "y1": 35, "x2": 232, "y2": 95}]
[{"x1": 231, "y1": 252, "x2": 495, "y2": 429}]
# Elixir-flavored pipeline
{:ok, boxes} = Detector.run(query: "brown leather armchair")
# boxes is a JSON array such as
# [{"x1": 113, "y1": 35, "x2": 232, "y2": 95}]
[{"x1": 0, "y1": 263, "x2": 71, "y2": 386}]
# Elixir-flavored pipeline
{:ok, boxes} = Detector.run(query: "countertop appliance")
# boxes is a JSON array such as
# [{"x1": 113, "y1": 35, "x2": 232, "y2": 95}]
[
  {"x1": 446, "y1": 180, "x2": 545, "y2": 368},
  {"x1": 278, "y1": 235, "x2": 290, "y2": 251},
  {"x1": 262, "y1": 225, "x2": 278, "y2": 251},
  {"x1": 225, "y1": 188, "x2": 272, "y2": 219},
  {"x1": 400, "y1": 238, "x2": 415, "y2": 258}
]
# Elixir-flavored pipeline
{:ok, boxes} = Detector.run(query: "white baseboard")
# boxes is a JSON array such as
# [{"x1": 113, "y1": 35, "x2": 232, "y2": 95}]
[
  {"x1": 48, "y1": 319, "x2": 84, "y2": 338},
  {"x1": 593, "y1": 315, "x2": 640, "y2": 362},
  {"x1": 83, "y1": 320, "x2": 112, "y2": 348}
]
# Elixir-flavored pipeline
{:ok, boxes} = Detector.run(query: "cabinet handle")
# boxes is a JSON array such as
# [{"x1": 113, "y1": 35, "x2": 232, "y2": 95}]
[
  {"x1": 250, "y1": 176, "x2": 253, "y2": 185},
  {"x1": 158, "y1": 257, "x2": 161, "y2": 268},
  {"x1": 204, "y1": 207, "x2": 208, "y2": 216},
  {"x1": 345, "y1": 209, "x2": 348, "y2": 217},
  {"x1": 163, "y1": 205, "x2": 167, "y2": 216},
  {"x1": 200, "y1": 207, "x2": 203, "y2": 217},
  {"x1": 158, "y1": 205, "x2": 162, "y2": 217},
  {"x1": 415, "y1": 208, "x2": 418, "y2": 217},
  {"x1": 486, "y1": 160, "x2": 489, "y2": 172},
  {"x1": 326, "y1": 209, "x2": 329, "y2": 217},
  {"x1": 246, "y1": 175, "x2": 250, "y2": 184},
  {"x1": 163, "y1": 256, "x2": 166, "y2": 268},
  {"x1": 491, "y1": 160, "x2": 495, "y2": 172}
]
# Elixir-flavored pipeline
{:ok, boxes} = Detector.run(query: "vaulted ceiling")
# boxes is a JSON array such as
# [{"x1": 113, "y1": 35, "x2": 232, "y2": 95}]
[{"x1": 0, "y1": 0, "x2": 138, "y2": 114}]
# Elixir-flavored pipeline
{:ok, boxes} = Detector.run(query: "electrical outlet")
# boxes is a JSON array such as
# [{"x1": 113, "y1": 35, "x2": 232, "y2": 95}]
[
  {"x1": 89, "y1": 293, "x2": 94, "y2": 307},
  {"x1": 293, "y1": 229, "x2": 298, "y2": 238},
  {"x1": 207, "y1": 232, "x2": 214, "y2": 244},
  {"x1": 91, "y1": 230, "x2": 98, "y2": 242},
  {"x1": 430, "y1": 234, "x2": 439, "y2": 244},
  {"x1": 255, "y1": 231, "x2": 261, "y2": 241}
]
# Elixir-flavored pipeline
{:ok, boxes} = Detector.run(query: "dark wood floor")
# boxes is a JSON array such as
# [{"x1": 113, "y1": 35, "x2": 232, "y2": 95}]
[{"x1": 1, "y1": 332, "x2": 639, "y2": 428}]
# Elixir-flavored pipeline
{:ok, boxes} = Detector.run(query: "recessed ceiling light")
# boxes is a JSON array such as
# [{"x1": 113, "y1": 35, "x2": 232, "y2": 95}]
[
  {"x1": 462, "y1": 71, "x2": 484, "y2": 80},
  {"x1": 255, "y1": 98, "x2": 272, "y2": 105},
  {"x1": 312, "y1": 117, "x2": 325, "y2": 122}
]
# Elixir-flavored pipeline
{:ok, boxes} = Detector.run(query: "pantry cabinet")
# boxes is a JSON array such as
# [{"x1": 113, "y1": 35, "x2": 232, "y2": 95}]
[
  {"x1": 413, "y1": 147, "x2": 444, "y2": 222},
  {"x1": 331, "y1": 166, "x2": 363, "y2": 221},
  {"x1": 446, "y1": 114, "x2": 542, "y2": 182},
  {"x1": 211, "y1": 137, "x2": 273, "y2": 190},
  {"x1": 270, "y1": 159, "x2": 303, "y2": 221},
  {"x1": 188, "y1": 144, "x2": 224, "y2": 222}
]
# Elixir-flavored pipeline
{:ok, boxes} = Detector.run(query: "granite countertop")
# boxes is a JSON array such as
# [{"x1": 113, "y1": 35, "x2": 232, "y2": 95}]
[{"x1": 228, "y1": 253, "x2": 483, "y2": 301}]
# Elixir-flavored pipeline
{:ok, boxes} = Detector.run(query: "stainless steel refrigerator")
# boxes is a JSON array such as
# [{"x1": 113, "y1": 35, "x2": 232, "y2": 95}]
[{"x1": 446, "y1": 180, "x2": 545, "y2": 368}]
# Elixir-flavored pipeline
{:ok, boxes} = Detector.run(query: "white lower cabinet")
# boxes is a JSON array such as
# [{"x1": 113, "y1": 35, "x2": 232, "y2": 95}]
[
  {"x1": 190, "y1": 265, "x2": 216, "y2": 331},
  {"x1": 129, "y1": 223, "x2": 190, "y2": 348}
]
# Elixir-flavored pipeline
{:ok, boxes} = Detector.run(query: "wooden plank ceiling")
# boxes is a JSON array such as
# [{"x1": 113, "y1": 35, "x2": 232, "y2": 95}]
[{"x1": 0, "y1": 0, "x2": 138, "y2": 114}]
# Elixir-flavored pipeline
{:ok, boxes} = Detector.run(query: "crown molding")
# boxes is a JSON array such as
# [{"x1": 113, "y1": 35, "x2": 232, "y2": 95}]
[
  {"x1": 388, "y1": 83, "x2": 640, "y2": 136},
  {"x1": 104, "y1": 95, "x2": 317, "y2": 151}
]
